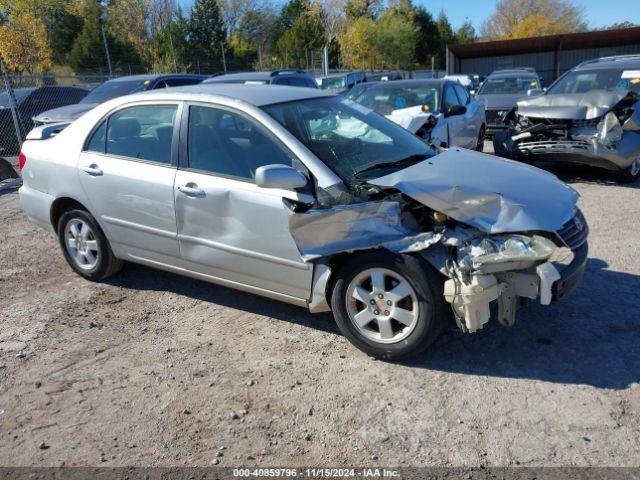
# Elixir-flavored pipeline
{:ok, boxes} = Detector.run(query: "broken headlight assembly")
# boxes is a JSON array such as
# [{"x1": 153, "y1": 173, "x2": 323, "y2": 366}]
[
  {"x1": 597, "y1": 111, "x2": 623, "y2": 148},
  {"x1": 458, "y1": 234, "x2": 557, "y2": 274}
]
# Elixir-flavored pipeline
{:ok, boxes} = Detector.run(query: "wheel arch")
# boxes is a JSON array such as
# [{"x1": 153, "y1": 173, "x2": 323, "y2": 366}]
[{"x1": 50, "y1": 196, "x2": 90, "y2": 232}]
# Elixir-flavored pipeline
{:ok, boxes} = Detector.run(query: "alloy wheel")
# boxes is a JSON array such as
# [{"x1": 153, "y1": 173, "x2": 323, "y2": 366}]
[
  {"x1": 345, "y1": 268, "x2": 419, "y2": 344},
  {"x1": 64, "y1": 218, "x2": 100, "y2": 270}
]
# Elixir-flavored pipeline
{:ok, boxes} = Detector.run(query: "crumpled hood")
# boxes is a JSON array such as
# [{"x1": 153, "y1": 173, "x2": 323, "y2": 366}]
[
  {"x1": 369, "y1": 148, "x2": 578, "y2": 233},
  {"x1": 32, "y1": 103, "x2": 98, "y2": 124},
  {"x1": 516, "y1": 90, "x2": 629, "y2": 120},
  {"x1": 385, "y1": 105, "x2": 434, "y2": 133}
]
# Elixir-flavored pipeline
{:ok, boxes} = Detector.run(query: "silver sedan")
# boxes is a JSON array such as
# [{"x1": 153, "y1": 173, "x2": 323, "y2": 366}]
[{"x1": 19, "y1": 85, "x2": 587, "y2": 359}]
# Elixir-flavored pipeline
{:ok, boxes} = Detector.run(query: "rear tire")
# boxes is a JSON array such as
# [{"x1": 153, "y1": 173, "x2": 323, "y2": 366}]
[
  {"x1": 615, "y1": 159, "x2": 640, "y2": 183},
  {"x1": 330, "y1": 251, "x2": 447, "y2": 360},
  {"x1": 57, "y1": 208, "x2": 123, "y2": 281}
]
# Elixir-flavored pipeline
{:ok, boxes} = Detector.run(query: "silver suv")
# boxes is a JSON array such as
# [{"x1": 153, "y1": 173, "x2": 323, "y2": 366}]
[{"x1": 18, "y1": 84, "x2": 587, "y2": 359}]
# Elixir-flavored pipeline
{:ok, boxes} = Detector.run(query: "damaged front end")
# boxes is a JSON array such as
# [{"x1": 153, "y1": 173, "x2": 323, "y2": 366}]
[
  {"x1": 494, "y1": 90, "x2": 640, "y2": 173},
  {"x1": 292, "y1": 149, "x2": 588, "y2": 334}
]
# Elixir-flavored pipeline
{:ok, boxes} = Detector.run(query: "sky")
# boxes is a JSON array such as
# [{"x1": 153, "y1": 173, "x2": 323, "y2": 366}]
[{"x1": 414, "y1": 0, "x2": 640, "y2": 31}]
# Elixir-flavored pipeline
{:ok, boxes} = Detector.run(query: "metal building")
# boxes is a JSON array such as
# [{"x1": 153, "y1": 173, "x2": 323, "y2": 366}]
[{"x1": 446, "y1": 27, "x2": 640, "y2": 86}]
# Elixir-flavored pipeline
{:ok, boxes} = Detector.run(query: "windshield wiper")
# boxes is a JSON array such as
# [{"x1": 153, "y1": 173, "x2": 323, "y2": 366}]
[{"x1": 353, "y1": 153, "x2": 430, "y2": 179}]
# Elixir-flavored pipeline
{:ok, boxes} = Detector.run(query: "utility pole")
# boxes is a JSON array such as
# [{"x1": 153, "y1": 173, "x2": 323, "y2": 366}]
[
  {"x1": 101, "y1": 26, "x2": 113, "y2": 78},
  {"x1": 431, "y1": 56, "x2": 435, "y2": 78},
  {"x1": 323, "y1": 45, "x2": 329, "y2": 76},
  {"x1": 220, "y1": 41, "x2": 227, "y2": 73},
  {"x1": 169, "y1": 33, "x2": 178, "y2": 72}
]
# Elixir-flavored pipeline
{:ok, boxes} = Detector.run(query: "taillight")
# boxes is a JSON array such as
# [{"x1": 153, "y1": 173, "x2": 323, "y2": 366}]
[{"x1": 18, "y1": 152, "x2": 26, "y2": 171}]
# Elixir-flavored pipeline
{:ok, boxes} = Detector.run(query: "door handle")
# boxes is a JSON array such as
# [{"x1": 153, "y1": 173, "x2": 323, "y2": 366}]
[
  {"x1": 177, "y1": 184, "x2": 205, "y2": 197},
  {"x1": 80, "y1": 164, "x2": 103, "y2": 176}
]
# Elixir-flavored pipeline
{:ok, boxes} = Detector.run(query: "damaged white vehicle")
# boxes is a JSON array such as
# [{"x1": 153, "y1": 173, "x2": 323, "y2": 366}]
[
  {"x1": 18, "y1": 85, "x2": 588, "y2": 359},
  {"x1": 349, "y1": 79, "x2": 486, "y2": 150}
]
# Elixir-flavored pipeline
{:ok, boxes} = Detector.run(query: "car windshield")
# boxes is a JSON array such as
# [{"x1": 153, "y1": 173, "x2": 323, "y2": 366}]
[
  {"x1": 262, "y1": 96, "x2": 435, "y2": 183},
  {"x1": 478, "y1": 76, "x2": 540, "y2": 95},
  {"x1": 354, "y1": 86, "x2": 440, "y2": 115},
  {"x1": 0, "y1": 88, "x2": 34, "y2": 107},
  {"x1": 81, "y1": 79, "x2": 149, "y2": 104},
  {"x1": 547, "y1": 68, "x2": 640, "y2": 94},
  {"x1": 320, "y1": 77, "x2": 346, "y2": 90}
]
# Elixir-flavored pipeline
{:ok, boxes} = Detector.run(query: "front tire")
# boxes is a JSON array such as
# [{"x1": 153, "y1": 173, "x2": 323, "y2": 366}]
[
  {"x1": 57, "y1": 208, "x2": 123, "y2": 281},
  {"x1": 615, "y1": 158, "x2": 640, "y2": 183},
  {"x1": 475, "y1": 126, "x2": 486, "y2": 152},
  {"x1": 330, "y1": 251, "x2": 446, "y2": 360}
]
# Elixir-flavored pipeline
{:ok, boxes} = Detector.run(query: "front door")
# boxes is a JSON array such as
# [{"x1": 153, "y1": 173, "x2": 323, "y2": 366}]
[
  {"x1": 77, "y1": 103, "x2": 181, "y2": 261},
  {"x1": 441, "y1": 84, "x2": 466, "y2": 148},
  {"x1": 174, "y1": 104, "x2": 313, "y2": 300}
]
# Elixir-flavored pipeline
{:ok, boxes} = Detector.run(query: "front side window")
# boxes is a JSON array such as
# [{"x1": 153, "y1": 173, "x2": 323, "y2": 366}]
[
  {"x1": 187, "y1": 105, "x2": 293, "y2": 180},
  {"x1": 105, "y1": 104, "x2": 177, "y2": 164},
  {"x1": 262, "y1": 96, "x2": 435, "y2": 183},
  {"x1": 454, "y1": 84, "x2": 470, "y2": 105},
  {"x1": 443, "y1": 86, "x2": 460, "y2": 111}
]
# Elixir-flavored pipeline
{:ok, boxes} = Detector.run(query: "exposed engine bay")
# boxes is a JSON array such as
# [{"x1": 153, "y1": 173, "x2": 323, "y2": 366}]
[
  {"x1": 289, "y1": 149, "x2": 588, "y2": 333},
  {"x1": 493, "y1": 90, "x2": 640, "y2": 175}
]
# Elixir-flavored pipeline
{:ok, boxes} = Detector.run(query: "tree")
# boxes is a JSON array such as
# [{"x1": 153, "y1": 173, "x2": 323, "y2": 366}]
[
  {"x1": 238, "y1": 7, "x2": 276, "y2": 68},
  {"x1": 313, "y1": 0, "x2": 343, "y2": 49},
  {"x1": 218, "y1": 0, "x2": 261, "y2": 36},
  {"x1": 187, "y1": 0, "x2": 226, "y2": 68},
  {"x1": 0, "y1": 0, "x2": 81, "y2": 64},
  {"x1": 412, "y1": 5, "x2": 438, "y2": 66},
  {"x1": 275, "y1": 5, "x2": 322, "y2": 68},
  {"x1": 338, "y1": 15, "x2": 376, "y2": 69},
  {"x1": 374, "y1": 7, "x2": 417, "y2": 69},
  {"x1": 0, "y1": 10, "x2": 51, "y2": 73},
  {"x1": 481, "y1": 0, "x2": 587, "y2": 40},
  {"x1": 343, "y1": 0, "x2": 381, "y2": 20},
  {"x1": 455, "y1": 19, "x2": 475, "y2": 44},
  {"x1": 603, "y1": 21, "x2": 638, "y2": 30},
  {"x1": 68, "y1": 0, "x2": 108, "y2": 72}
]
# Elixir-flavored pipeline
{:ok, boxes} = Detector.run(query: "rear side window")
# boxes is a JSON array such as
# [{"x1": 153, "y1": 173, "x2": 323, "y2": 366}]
[
  {"x1": 105, "y1": 105, "x2": 177, "y2": 164},
  {"x1": 166, "y1": 77, "x2": 203, "y2": 86},
  {"x1": 86, "y1": 120, "x2": 107, "y2": 153}
]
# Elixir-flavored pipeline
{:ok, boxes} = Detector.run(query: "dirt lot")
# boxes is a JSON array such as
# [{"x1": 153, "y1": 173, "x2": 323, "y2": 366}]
[{"x1": 1, "y1": 148, "x2": 639, "y2": 468}]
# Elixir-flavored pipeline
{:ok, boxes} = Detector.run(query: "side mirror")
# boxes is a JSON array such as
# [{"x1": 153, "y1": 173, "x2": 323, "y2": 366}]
[
  {"x1": 445, "y1": 104, "x2": 467, "y2": 117},
  {"x1": 255, "y1": 164, "x2": 308, "y2": 190}
]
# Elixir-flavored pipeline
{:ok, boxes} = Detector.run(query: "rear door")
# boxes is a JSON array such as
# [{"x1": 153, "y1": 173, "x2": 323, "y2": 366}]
[
  {"x1": 173, "y1": 103, "x2": 313, "y2": 300},
  {"x1": 77, "y1": 102, "x2": 181, "y2": 261}
]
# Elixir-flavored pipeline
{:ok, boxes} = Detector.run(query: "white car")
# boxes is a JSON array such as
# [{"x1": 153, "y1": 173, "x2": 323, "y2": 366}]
[{"x1": 349, "y1": 79, "x2": 486, "y2": 150}]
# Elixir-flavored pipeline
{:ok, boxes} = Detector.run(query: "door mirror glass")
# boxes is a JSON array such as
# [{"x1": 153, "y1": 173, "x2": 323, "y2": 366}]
[
  {"x1": 256, "y1": 164, "x2": 308, "y2": 190},
  {"x1": 445, "y1": 104, "x2": 466, "y2": 117}
]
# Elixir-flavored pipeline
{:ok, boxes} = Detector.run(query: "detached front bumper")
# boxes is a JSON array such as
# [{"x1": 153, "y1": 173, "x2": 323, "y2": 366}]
[
  {"x1": 493, "y1": 129, "x2": 640, "y2": 171},
  {"x1": 551, "y1": 241, "x2": 588, "y2": 302}
]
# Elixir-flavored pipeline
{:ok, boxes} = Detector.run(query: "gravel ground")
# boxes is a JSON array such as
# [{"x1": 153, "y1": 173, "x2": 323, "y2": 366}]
[{"x1": 0, "y1": 146, "x2": 639, "y2": 467}]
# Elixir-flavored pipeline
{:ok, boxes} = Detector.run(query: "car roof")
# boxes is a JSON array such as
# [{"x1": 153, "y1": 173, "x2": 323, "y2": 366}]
[
  {"x1": 576, "y1": 55, "x2": 640, "y2": 70},
  {"x1": 322, "y1": 71, "x2": 364, "y2": 79},
  {"x1": 126, "y1": 83, "x2": 332, "y2": 107},
  {"x1": 107, "y1": 73, "x2": 207, "y2": 83},
  {"x1": 488, "y1": 69, "x2": 538, "y2": 78},
  {"x1": 362, "y1": 79, "x2": 447, "y2": 90}
]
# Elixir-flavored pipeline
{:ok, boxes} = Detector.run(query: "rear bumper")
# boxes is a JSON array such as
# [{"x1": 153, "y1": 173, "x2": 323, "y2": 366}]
[
  {"x1": 18, "y1": 185, "x2": 55, "y2": 233},
  {"x1": 552, "y1": 241, "x2": 588, "y2": 303}
]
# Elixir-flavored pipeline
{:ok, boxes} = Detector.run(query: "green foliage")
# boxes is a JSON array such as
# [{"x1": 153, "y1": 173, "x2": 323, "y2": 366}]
[
  {"x1": 275, "y1": 5, "x2": 322, "y2": 68},
  {"x1": 187, "y1": 0, "x2": 226, "y2": 65}
]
